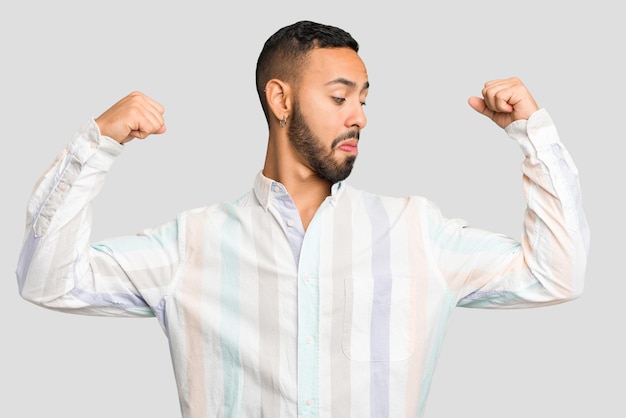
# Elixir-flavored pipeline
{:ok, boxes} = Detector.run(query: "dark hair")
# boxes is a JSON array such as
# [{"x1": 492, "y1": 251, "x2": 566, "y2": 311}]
[{"x1": 255, "y1": 20, "x2": 360, "y2": 122}]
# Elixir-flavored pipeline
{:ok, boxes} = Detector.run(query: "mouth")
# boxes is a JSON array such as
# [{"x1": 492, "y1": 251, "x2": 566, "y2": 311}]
[
  {"x1": 337, "y1": 139, "x2": 359, "y2": 154},
  {"x1": 336, "y1": 138, "x2": 359, "y2": 154}
]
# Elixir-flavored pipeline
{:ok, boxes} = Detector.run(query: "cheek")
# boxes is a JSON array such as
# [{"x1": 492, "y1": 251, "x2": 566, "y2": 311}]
[
  {"x1": 298, "y1": 97, "x2": 342, "y2": 142},
  {"x1": 303, "y1": 113, "x2": 332, "y2": 137}
]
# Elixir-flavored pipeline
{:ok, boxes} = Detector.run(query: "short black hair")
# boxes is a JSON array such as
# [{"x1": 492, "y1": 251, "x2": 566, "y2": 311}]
[{"x1": 255, "y1": 20, "x2": 360, "y2": 122}]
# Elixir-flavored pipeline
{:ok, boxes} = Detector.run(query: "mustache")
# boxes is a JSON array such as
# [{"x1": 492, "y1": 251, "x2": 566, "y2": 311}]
[{"x1": 331, "y1": 130, "x2": 360, "y2": 148}]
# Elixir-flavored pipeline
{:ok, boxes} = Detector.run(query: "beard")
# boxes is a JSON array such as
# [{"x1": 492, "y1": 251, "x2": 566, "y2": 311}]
[{"x1": 287, "y1": 100, "x2": 359, "y2": 184}]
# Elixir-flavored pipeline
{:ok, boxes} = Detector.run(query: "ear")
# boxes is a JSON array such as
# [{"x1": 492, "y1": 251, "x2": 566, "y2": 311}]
[{"x1": 265, "y1": 79, "x2": 292, "y2": 124}]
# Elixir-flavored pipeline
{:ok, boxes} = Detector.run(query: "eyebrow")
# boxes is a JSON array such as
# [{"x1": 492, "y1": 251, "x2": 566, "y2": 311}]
[{"x1": 326, "y1": 78, "x2": 370, "y2": 92}]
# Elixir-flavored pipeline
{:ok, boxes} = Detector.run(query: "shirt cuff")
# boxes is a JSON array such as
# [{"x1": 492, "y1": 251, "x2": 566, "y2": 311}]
[
  {"x1": 67, "y1": 118, "x2": 124, "y2": 170},
  {"x1": 505, "y1": 108, "x2": 562, "y2": 157}
]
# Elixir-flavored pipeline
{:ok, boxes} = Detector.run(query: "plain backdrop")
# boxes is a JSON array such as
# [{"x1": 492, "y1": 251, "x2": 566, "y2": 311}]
[{"x1": 2, "y1": 1, "x2": 622, "y2": 417}]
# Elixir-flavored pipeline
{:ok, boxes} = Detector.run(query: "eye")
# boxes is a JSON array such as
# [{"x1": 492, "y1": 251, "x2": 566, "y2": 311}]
[
  {"x1": 333, "y1": 97, "x2": 346, "y2": 104},
  {"x1": 360, "y1": 101, "x2": 367, "y2": 107}
]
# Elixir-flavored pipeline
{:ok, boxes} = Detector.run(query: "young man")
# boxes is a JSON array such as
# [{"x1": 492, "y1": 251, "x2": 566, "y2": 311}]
[{"x1": 17, "y1": 20, "x2": 589, "y2": 417}]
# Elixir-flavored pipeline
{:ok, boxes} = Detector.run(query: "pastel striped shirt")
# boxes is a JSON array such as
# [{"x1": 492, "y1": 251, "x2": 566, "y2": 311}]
[{"x1": 16, "y1": 108, "x2": 589, "y2": 417}]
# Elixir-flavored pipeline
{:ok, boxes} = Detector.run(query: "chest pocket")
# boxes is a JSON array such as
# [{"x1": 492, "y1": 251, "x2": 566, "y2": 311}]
[{"x1": 342, "y1": 275, "x2": 417, "y2": 362}]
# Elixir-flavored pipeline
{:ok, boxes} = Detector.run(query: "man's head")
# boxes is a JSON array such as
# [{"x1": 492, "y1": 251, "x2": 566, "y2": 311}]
[
  {"x1": 257, "y1": 21, "x2": 369, "y2": 184},
  {"x1": 256, "y1": 20, "x2": 360, "y2": 121}
]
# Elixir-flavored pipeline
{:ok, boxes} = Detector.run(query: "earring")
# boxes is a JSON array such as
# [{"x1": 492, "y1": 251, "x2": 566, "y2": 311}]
[{"x1": 279, "y1": 115, "x2": 288, "y2": 128}]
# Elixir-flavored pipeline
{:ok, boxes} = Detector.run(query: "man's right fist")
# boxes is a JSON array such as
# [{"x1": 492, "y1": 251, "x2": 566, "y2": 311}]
[{"x1": 95, "y1": 91, "x2": 166, "y2": 144}]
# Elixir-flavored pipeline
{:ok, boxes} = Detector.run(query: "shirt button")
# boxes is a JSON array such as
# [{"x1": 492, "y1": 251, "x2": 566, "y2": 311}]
[
  {"x1": 305, "y1": 336, "x2": 313, "y2": 344},
  {"x1": 306, "y1": 398, "x2": 313, "y2": 406},
  {"x1": 304, "y1": 275, "x2": 311, "y2": 283},
  {"x1": 273, "y1": 185, "x2": 280, "y2": 193},
  {"x1": 286, "y1": 219, "x2": 294, "y2": 227}
]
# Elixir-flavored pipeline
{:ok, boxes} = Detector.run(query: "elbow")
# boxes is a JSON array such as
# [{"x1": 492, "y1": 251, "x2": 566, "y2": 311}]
[
  {"x1": 555, "y1": 285, "x2": 584, "y2": 304},
  {"x1": 20, "y1": 292, "x2": 51, "y2": 310},
  {"x1": 532, "y1": 247, "x2": 587, "y2": 305},
  {"x1": 17, "y1": 269, "x2": 76, "y2": 311},
  {"x1": 544, "y1": 269, "x2": 586, "y2": 305},
  {"x1": 18, "y1": 280, "x2": 59, "y2": 309},
  {"x1": 570, "y1": 279, "x2": 585, "y2": 300},
  {"x1": 566, "y1": 279, "x2": 585, "y2": 302},
  {"x1": 561, "y1": 256, "x2": 587, "y2": 302}
]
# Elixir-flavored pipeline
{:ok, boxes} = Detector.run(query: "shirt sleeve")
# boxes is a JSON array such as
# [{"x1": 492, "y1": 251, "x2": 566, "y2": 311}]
[
  {"x1": 432, "y1": 109, "x2": 590, "y2": 308},
  {"x1": 16, "y1": 119, "x2": 181, "y2": 320}
]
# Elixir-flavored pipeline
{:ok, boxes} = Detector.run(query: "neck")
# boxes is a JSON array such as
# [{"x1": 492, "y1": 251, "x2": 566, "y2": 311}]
[{"x1": 263, "y1": 136, "x2": 332, "y2": 230}]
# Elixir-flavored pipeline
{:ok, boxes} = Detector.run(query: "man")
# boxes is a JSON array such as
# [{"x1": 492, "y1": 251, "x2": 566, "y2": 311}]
[{"x1": 16, "y1": 20, "x2": 589, "y2": 417}]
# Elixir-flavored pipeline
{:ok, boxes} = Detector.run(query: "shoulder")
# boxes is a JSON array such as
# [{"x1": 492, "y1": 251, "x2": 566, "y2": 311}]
[
  {"x1": 341, "y1": 184, "x2": 447, "y2": 222},
  {"x1": 344, "y1": 184, "x2": 434, "y2": 206},
  {"x1": 176, "y1": 189, "x2": 259, "y2": 224}
]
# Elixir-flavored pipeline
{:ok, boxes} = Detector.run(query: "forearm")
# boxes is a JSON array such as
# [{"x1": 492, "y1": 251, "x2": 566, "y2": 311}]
[{"x1": 512, "y1": 109, "x2": 589, "y2": 301}]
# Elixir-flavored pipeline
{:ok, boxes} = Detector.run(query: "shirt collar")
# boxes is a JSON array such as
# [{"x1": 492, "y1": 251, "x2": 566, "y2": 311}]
[{"x1": 253, "y1": 171, "x2": 346, "y2": 211}]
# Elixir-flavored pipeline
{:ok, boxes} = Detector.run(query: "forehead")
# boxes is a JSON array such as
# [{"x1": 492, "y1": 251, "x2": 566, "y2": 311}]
[{"x1": 300, "y1": 47, "x2": 368, "y2": 87}]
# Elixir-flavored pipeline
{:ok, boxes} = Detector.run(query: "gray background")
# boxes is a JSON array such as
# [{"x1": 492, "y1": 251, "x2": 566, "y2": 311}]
[{"x1": 1, "y1": 1, "x2": 622, "y2": 417}]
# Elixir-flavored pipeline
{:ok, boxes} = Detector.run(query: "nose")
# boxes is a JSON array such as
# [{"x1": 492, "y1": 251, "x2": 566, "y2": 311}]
[{"x1": 347, "y1": 101, "x2": 367, "y2": 130}]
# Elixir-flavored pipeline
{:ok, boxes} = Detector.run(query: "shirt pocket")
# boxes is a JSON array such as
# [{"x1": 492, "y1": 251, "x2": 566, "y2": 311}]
[{"x1": 342, "y1": 275, "x2": 417, "y2": 362}]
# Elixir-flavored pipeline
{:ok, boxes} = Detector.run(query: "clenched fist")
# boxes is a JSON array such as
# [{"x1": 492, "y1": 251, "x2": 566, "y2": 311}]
[
  {"x1": 95, "y1": 91, "x2": 166, "y2": 144},
  {"x1": 468, "y1": 77, "x2": 539, "y2": 129}
]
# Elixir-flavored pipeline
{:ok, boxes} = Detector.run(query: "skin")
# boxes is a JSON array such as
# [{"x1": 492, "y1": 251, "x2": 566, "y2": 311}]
[
  {"x1": 95, "y1": 47, "x2": 539, "y2": 230},
  {"x1": 262, "y1": 47, "x2": 369, "y2": 228}
]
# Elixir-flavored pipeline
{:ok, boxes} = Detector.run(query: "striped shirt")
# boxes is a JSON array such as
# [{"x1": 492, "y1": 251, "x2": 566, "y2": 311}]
[{"x1": 17, "y1": 108, "x2": 589, "y2": 417}]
